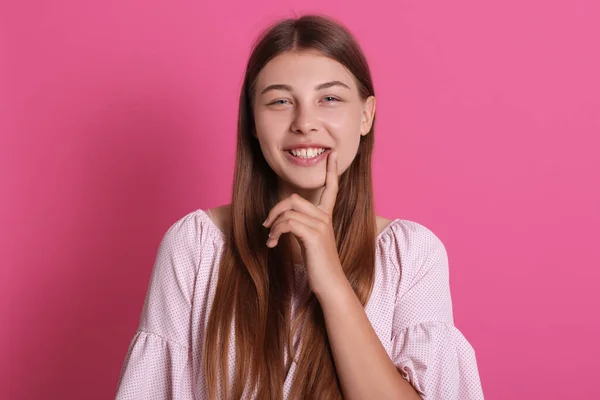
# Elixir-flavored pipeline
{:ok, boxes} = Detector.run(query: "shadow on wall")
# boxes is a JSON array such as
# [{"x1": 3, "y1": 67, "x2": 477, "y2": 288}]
[{"x1": 12, "y1": 83, "x2": 217, "y2": 400}]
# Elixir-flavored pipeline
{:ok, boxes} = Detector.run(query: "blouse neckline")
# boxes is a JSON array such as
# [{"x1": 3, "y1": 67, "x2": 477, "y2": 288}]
[{"x1": 198, "y1": 209, "x2": 401, "y2": 245}]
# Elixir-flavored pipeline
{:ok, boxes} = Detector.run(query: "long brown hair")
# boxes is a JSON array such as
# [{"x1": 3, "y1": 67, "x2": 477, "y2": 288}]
[{"x1": 203, "y1": 14, "x2": 377, "y2": 399}]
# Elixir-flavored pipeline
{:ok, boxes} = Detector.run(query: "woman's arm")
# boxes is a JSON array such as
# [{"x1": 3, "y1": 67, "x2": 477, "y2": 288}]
[
  {"x1": 317, "y1": 275, "x2": 422, "y2": 400},
  {"x1": 263, "y1": 153, "x2": 421, "y2": 399}
]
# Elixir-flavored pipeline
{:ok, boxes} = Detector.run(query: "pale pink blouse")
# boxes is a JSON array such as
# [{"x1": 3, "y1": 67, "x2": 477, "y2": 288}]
[{"x1": 116, "y1": 209, "x2": 484, "y2": 399}]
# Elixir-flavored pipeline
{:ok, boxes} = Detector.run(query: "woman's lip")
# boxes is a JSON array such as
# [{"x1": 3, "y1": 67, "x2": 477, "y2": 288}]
[
  {"x1": 284, "y1": 146, "x2": 331, "y2": 151},
  {"x1": 284, "y1": 149, "x2": 331, "y2": 167}
]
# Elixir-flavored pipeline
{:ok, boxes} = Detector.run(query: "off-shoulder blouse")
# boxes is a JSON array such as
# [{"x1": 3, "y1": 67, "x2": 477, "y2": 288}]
[{"x1": 116, "y1": 209, "x2": 484, "y2": 399}]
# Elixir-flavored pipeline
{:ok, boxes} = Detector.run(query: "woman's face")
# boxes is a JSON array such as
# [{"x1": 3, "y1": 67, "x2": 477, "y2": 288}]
[{"x1": 252, "y1": 49, "x2": 375, "y2": 201}]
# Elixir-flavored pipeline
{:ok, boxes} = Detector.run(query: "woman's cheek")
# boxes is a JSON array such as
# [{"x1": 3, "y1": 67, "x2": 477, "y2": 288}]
[
  {"x1": 322, "y1": 105, "x2": 362, "y2": 135},
  {"x1": 321, "y1": 106, "x2": 348, "y2": 127},
  {"x1": 254, "y1": 113, "x2": 288, "y2": 142},
  {"x1": 325, "y1": 108, "x2": 363, "y2": 173}
]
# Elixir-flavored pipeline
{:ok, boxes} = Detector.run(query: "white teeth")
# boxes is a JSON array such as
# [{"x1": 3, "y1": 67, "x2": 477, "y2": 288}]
[{"x1": 289, "y1": 148, "x2": 326, "y2": 158}]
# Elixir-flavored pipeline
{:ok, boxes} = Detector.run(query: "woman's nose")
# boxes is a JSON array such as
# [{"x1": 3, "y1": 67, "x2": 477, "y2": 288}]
[{"x1": 290, "y1": 103, "x2": 321, "y2": 134}]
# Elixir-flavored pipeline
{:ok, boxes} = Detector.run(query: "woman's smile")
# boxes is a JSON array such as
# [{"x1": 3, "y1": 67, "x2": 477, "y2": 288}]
[{"x1": 284, "y1": 147, "x2": 332, "y2": 166}]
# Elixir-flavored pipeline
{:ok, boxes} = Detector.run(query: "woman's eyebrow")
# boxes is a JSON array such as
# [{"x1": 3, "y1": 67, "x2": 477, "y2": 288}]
[
  {"x1": 315, "y1": 80, "x2": 351, "y2": 91},
  {"x1": 260, "y1": 80, "x2": 351, "y2": 95}
]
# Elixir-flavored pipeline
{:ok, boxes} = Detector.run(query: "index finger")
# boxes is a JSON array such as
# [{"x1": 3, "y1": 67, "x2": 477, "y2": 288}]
[{"x1": 318, "y1": 150, "x2": 339, "y2": 213}]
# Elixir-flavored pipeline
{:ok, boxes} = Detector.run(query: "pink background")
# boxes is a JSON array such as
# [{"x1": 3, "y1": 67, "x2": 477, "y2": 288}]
[{"x1": 2, "y1": 1, "x2": 599, "y2": 399}]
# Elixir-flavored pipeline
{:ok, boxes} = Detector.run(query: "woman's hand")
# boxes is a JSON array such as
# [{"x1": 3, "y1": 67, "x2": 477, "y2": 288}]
[{"x1": 262, "y1": 151, "x2": 345, "y2": 297}]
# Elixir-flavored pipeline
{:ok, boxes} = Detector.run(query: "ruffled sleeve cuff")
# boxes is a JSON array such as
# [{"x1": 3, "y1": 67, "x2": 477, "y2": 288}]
[
  {"x1": 116, "y1": 330, "x2": 193, "y2": 400},
  {"x1": 392, "y1": 322, "x2": 484, "y2": 400}
]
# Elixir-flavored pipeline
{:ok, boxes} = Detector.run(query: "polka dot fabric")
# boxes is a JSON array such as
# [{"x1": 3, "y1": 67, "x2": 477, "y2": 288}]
[{"x1": 116, "y1": 210, "x2": 484, "y2": 399}]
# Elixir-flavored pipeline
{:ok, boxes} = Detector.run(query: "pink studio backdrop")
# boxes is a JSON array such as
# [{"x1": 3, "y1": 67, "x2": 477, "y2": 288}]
[{"x1": 1, "y1": 1, "x2": 599, "y2": 399}]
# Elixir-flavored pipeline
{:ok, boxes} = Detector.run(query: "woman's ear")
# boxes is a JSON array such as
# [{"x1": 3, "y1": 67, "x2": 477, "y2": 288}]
[{"x1": 360, "y1": 96, "x2": 376, "y2": 136}]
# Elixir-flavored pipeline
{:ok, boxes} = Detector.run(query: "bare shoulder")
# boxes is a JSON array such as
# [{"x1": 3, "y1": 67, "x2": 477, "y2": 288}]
[
  {"x1": 205, "y1": 203, "x2": 231, "y2": 236},
  {"x1": 376, "y1": 215, "x2": 393, "y2": 236}
]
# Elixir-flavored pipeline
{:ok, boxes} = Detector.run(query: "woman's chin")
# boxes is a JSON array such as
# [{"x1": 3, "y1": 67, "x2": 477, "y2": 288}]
[{"x1": 281, "y1": 176, "x2": 326, "y2": 193}]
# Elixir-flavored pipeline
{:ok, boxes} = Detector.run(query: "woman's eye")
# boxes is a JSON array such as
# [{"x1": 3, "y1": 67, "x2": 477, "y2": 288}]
[
  {"x1": 323, "y1": 96, "x2": 339, "y2": 102},
  {"x1": 270, "y1": 99, "x2": 290, "y2": 105}
]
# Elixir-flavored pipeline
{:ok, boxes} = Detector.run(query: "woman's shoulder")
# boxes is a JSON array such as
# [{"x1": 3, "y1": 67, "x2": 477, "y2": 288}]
[
  {"x1": 162, "y1": 207, "x2": 227, "y2": 248},
  {"x1": 376, "y1": 215, "x2": 393, "y2": 236},
  {"x1": 379, "y1": 217, "x2": 445, "y2": 247},
  {"x1": 204, "y1": 204, "x2": 231, "y2": 237},
  {"x1": 151, "y1": 207, "x2": 227, "y2": 280},
  {"x1": 376, "y1": 216, "x2": 448, "y2": 278}
]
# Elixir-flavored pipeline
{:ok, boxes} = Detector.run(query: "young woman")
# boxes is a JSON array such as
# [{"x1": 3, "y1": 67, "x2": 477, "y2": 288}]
[{"x1": 116, "y1": 14, "x2": 484, "y2": 400}]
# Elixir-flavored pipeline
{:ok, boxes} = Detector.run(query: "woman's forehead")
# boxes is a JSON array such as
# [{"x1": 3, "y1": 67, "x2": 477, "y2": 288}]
[{"x1": 256, "y1": 51, "x2": 356, "y2": 91}]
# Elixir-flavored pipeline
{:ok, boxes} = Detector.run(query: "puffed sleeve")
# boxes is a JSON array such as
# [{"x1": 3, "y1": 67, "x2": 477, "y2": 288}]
[
  {"x1": 116, "y1": 211, "x2": 203, "y2": 400},
  {"x1": 391, "y1": 223, "x2": 484, "y2": 399}
]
